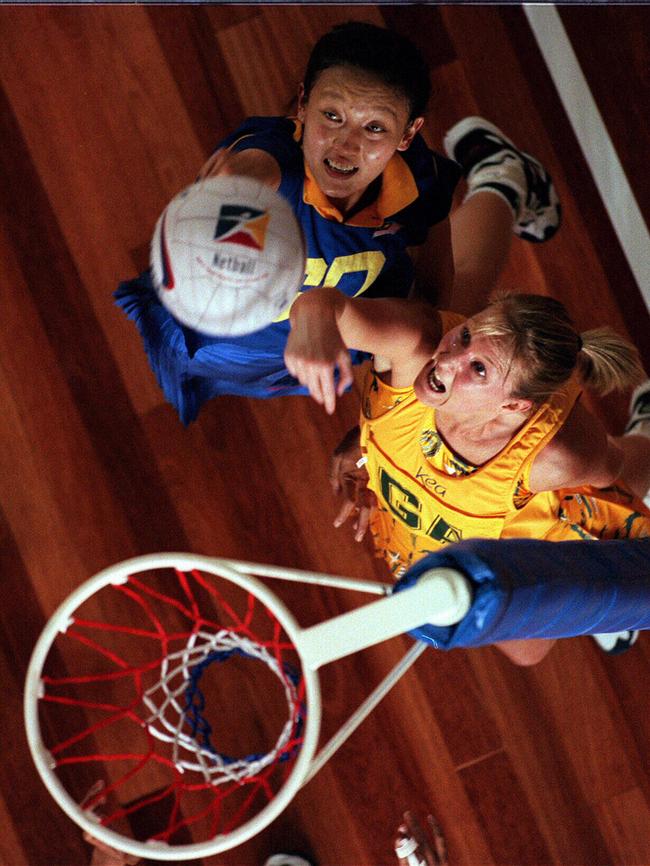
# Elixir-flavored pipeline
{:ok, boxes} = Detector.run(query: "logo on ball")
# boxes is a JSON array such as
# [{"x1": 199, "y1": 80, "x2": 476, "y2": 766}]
[{"x1": 214, "y1": 204, "x2": 270, "y2": 251}]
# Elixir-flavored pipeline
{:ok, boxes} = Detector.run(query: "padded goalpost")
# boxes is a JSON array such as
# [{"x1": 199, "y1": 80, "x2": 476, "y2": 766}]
[{"x1": 398, "y1": 536, "x2": 650, "y2": 648}]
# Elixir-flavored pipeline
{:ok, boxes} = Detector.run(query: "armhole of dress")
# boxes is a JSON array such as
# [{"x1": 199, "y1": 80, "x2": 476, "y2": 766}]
[
  {"x1": 509, "y1": 385, "x2": 582, "y2": 508},
  {"x1": 513, "y1": 454, "x2": 535, "y2": 509}
]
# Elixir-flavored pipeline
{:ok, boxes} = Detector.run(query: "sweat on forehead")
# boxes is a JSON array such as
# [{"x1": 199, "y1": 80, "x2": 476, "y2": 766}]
[{"x1": 308, "y1": 66, "x2": 412, "y2": 122}]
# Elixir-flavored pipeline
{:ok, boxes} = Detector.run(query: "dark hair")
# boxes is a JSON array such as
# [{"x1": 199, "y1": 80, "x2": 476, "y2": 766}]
[
  {"x1": 303, "y1": 21, "x2": 431, "y2": 122},
  {"x1": 474, "y1": 292, "x2": 645, "y2": 403}
]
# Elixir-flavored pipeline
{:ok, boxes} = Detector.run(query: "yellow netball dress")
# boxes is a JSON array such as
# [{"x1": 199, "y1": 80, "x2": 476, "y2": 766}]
[{"x1": 360, "y1": 312, "x2": 650, "y2": 578}]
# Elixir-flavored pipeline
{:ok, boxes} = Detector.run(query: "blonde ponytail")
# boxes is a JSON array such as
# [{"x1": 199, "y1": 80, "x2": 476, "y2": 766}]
[{"x1": 576, "y1": 327, "x2": 645, "y2": 395}]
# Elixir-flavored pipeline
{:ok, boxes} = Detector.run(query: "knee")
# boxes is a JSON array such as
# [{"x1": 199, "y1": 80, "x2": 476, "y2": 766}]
[{"x1": 495, "y1": 638, "x2": 555, "y2": 666}]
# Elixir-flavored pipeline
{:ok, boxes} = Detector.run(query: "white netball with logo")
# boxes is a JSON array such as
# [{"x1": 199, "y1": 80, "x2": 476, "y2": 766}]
[{"x1": 151, "y1": 176, "x2": 305, "y2": 336}]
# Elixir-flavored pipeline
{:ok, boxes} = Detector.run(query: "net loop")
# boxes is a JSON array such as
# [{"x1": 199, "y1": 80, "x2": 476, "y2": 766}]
[{"x1": 142, "y1": 626, "x2": 305, "y2": 785}]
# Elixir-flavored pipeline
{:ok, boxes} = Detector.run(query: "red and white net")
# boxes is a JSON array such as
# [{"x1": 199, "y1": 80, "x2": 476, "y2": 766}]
[{"x1": 35, "y1": 564, "x2": 306, "y2": 849}]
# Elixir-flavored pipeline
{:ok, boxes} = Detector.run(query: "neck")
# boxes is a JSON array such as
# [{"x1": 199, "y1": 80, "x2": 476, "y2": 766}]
[
  {"x1": 435, "y1": 407, "x2": 533, "y2": 468},
  {"x1": 436, "y1": 407, "x2": 530, "y2": 445},
  {"x1": 327, "y1": 176, "x2": 381, "y2": 220}
]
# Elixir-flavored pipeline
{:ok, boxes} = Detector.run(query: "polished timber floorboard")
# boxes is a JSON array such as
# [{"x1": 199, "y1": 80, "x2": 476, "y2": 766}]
[{"x1": 0, "y1": 6, "x2": 649, "y2": 866}]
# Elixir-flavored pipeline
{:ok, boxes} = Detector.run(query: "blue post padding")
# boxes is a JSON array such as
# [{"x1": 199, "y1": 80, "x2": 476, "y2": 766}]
[{"x1": 395, "y1": 538, "x2": 650, "y2": 649}]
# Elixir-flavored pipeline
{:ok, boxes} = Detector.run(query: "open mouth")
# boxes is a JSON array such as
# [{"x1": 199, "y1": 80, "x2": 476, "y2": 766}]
[
  {"x1": 324, "y1": 157, "x2": 358, "y2": 177},
  {"x1": 427, "y1": 364, "x2": 446, "y2": 393}
]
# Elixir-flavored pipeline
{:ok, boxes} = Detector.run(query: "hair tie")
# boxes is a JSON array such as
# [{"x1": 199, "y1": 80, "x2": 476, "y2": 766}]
[{"x1": 576, "y1": 334, "x2": 583, "y2": 352}]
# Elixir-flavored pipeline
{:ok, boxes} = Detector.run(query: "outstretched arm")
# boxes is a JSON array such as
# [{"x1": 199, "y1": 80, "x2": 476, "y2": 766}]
[
  {"x1": 199, "y1": 146, "x2": 281, "y2": 188},
  {"x1": 409, "y1": 218, "x2": 455, "y2": 305},
  {"x1": 285, "y1": 288, "x2": 441, "y2": 413}
]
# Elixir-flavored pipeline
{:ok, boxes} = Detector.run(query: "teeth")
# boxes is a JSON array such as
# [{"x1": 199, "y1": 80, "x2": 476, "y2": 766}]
[
  {"x1": 428, "y1": 367, "x2": 445, "y2": 393},
  {"x1": 325, "y1": 158, "x2": 356, "y2": 174}
]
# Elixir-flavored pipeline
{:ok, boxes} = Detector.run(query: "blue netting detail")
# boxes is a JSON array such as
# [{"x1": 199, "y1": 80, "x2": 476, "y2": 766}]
[{"x1": 182, "y1": 646, "x2": 303, "y2": 765}]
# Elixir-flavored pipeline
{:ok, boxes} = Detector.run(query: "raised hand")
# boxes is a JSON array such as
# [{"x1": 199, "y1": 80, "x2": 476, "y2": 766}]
[{"x1": 285, "y1": 288, "x2": 354, "y2": 414}]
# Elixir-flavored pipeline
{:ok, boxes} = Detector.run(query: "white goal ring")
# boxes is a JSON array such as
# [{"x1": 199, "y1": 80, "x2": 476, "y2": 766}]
[
  {"x1": 24, "y1": 552, "x2": 471, "y2": 860},
  {"x1": 24, "y1": 554, "x2": 322, "y2": 862}
]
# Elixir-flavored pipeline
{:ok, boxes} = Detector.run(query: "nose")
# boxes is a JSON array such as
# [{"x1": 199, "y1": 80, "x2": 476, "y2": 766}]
[
  {"x1": 445, "y1": 333, "x2": 467, "y2": 358},
  {"x1": 436, "y1": 343, "x2": 464, "y2": 373},
  {"x1": 335, "y1": 125, "x2": 362, "y2": 156}
]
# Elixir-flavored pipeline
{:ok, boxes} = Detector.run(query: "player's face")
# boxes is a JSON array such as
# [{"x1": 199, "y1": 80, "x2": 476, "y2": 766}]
[
  {"x1": 297, "y1": 66, "x2": 423, "y2": 214},
  {"x1": 413, "y1": 315, "x2": 521, "y2": 418}
]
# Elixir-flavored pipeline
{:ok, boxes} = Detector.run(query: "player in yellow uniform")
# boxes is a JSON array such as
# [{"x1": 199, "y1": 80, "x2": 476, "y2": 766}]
[
  {"x1": 284, "y1": 108, "x2": 650, "y2": 663},
  {"x1": 287, "y1": 286, "x2": 650, "y2": 664},
  {"x1": 289, "y1": 289, "x2": 648, "y2": 550},
  {"x1": 360, "y1": 302, "x2": 648, "y2": 565}
]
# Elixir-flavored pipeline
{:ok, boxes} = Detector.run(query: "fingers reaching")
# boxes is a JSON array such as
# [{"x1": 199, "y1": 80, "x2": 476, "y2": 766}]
[
  {"x1": 333, "y1": 497, "x2": 372, "y2": 542},
  {"x1": 320, "y1": 366, "x2": 338, "y2": 416},
  {"x1": 353, "y1": 501, "x2": 372, "y2": 542},
  {"x1": 287, "y1": 357, "x2": 352, "y2": 415},
  {"x1": 332, "y1": 471, "x2": 375, "y2": 542},
  {"x1": 333, "y1": 498, "x2": 356, "y2": 529},
  {"x1": 283, "y1": 308, "x2": 352, "y2": 413},
  {"x1": 329, "y1": 426, "x2": 373, "y2": 541}
]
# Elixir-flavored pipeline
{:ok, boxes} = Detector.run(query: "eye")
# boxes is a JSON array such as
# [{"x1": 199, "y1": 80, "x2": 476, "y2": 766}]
[
  {"x1": 471, "y1": 360, "x2": 486, "y2": 377},
  {"x1": 323, "y1": 110, "x2": 340, "y2": 122},
  {"x1": 366, "y1": 123, "x2": 386, "y2": 134},
  {"x1": 460, "y1": 326, "x2": 471, "y2": 347}
]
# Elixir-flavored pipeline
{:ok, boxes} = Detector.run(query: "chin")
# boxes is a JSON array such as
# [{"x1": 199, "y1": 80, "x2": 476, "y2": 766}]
[{"x1": 323, "y1": 177, "x2": 363, "y2": 200}]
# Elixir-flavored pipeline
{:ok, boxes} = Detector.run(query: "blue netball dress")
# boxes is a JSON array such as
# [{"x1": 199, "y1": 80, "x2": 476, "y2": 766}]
[{"x1": 115, "y1": 117, "x2": 461, "y2": 424}]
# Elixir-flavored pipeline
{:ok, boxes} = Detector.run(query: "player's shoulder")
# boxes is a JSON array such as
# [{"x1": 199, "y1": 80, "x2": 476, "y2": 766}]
[
  {"x1": 224, "y1": 115, "x2": 299, "y2": 141},
  {"x1": 401, "y1": 133, "x2": 462, "y2": 190},
  {"x1": 395, "y1": 133, "x2": 462, "y2": 228},
  {"x1": 531, "y1": 397, "x2": 615, "y2": 490}
]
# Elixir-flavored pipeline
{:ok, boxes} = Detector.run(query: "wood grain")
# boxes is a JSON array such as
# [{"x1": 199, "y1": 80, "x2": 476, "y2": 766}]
[{"x1": 0, "y1": 6, "x2": 648, "y2": 865}]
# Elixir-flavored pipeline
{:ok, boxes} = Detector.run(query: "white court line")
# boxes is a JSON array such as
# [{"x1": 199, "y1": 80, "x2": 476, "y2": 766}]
[{"x1": 524, "y1": 4, "x2": 650, "y2": 314}]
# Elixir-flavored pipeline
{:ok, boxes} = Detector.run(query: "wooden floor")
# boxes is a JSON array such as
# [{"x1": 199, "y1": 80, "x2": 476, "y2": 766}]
[{"x1": 1, "y1": 5, "x2": 649, "y2": 866}]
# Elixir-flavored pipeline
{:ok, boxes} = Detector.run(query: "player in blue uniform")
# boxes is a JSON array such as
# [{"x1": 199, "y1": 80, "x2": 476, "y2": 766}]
[
  {"x1": 115, "y1": 22, "x2": 459, "y2": 423},
  {"x1": 116, "y1": 23, "x2": 558, "y2": 424}
]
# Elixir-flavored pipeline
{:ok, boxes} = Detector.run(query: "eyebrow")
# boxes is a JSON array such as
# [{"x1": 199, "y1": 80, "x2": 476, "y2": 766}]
[
  {"x1": 316, "y1": 88, "x2": 400, "y2": 121},
  {"x1": 466, "y1": 327, "x2": 510, "y2": 376}
]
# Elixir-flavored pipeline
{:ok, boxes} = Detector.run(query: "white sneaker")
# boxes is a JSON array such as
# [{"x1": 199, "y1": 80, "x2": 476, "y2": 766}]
[
  {"x1": 625, "y1": 379, "x2": 650, "y2": 509},
  {"x1": 625, "y1": 380, "x2": 650, "y2": 436},
  {"x1": 444, "y1": 116, "x2": 561, "y2": 243},
  {"x1": 592, "y1": 630, "x2": 639, "y2": 654}
]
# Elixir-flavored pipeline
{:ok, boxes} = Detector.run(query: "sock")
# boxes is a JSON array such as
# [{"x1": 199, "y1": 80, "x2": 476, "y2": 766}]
[{"x1": 465, "y1": 151, "x2": 527, "y2": 221}]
